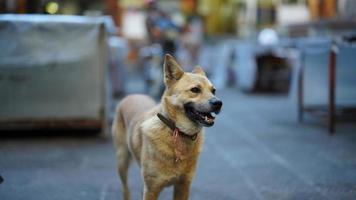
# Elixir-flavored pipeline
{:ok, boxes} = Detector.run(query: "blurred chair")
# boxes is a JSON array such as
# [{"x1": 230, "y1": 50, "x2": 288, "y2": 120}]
[
  {"x1": 234, "y1": 40, "x2": 292, "y2": 93},
  {"x1": 234, "y1": 41, "x2": 257, "y2": 92},
  {"x1": 197, "y1": 41, "x2": 233, "y2": 89},
  {"x1": 297, "y1": 36, "x2": 356, "y2": 133},
  {"x1": 138, "y1": 43, "x2": 162, "y2": 98},
  {"x1": 108, "y1": 36, "x2": 128, "y2": 98},
  {"x1": 211, "y1": 41, "x2": 232, "y2": 89}
]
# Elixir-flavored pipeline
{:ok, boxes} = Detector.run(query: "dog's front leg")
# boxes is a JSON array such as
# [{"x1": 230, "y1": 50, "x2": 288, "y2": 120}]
[
  {"x1": 143, "y1": 183, "x2": 163, "y2": 200},
  {"x1": 173, "y1": 178, "x2": 191, "y2": 200}
]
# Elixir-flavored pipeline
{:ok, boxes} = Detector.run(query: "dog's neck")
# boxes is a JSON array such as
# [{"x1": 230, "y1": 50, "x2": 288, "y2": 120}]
[{"x1": 160, "y1": 98, "x2": 202, "y2": 136}]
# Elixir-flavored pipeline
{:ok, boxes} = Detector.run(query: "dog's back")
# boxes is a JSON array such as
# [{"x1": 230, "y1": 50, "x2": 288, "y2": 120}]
[
  {"x1": 112, "y1": 94, "x2": 156, "y2": 200},
  {"x1": 116, "y1": 94, "x2": 156, "y2": 128}
]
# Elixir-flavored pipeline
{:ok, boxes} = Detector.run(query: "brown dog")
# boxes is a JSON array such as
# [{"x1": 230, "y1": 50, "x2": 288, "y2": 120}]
[{"x1": 112, "y1": 54, "x2": 222, "y2": 200}]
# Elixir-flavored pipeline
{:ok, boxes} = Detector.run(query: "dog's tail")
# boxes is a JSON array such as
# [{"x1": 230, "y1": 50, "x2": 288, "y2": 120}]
[
  {"x1": 112, "y1": 103, "x2": 130, "y2": 159},
  {"x1": 112, "y1": 103, "x2": 131, "y2": 200}
]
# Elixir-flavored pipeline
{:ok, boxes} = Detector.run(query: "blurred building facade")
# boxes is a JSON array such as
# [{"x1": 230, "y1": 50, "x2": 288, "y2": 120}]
[{"x1": 2, "y1": 0, "x2": 355, "y2": 39}]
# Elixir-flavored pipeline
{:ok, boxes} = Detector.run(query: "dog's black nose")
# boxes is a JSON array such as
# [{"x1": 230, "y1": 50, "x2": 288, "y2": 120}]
[{"x1": 209, "y1": 98, "x2": 222, "y2": 110}]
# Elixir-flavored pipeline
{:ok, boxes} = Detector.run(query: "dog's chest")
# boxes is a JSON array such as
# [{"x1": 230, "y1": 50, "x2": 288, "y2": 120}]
[
  {"x1": 141, "y1": 121, "x2": 203, "y2": 182},
  {"x1": 155, "y1": 158, "x2": 197, "y2": 184},
  {"x1": 146, "y1": 139, "x2": 200, "y2": 184}
]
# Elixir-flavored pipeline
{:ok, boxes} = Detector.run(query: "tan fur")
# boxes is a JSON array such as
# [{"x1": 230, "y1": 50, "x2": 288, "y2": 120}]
[{"x1": 112, "y1": 54, "x2": 220, "y2": 200}]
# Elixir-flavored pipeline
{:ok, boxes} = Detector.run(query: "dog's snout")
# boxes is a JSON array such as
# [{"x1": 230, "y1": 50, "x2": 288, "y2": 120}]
[{"x1": 209, "y1": 98, "x2": 222, "y2": 110}]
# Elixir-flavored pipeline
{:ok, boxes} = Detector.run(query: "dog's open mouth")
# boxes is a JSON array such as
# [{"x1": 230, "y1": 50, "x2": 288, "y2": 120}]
[{"x1": 184, "y1": 103, "x2": 218, "y2": 127}]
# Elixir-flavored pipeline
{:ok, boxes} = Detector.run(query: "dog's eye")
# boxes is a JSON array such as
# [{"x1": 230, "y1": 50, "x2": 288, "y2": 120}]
[
  {"x1": 190, "y1": 87, "x2": 201, "y2": 93},
  {"x1": 212, "y1": 88, "x2": 216, "y2": 94}
]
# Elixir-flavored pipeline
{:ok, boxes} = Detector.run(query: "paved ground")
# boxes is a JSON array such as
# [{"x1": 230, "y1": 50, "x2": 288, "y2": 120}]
[{"x1": 1, "y1": 88, "x2": 356, "y2": 200}]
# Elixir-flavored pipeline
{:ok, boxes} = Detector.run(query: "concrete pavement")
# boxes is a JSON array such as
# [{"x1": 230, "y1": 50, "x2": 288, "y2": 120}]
[{"x1": 1, "y1": 89, "x2": 356, "y2": 200}]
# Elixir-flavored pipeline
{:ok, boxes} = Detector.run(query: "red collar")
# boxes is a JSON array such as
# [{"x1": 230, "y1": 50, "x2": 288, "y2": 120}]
[{"x1": 156, "y1": 113, "x2": 199, "y2": 141}]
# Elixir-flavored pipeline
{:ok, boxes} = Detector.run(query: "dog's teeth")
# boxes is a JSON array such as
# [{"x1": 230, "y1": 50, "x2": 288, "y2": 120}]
[{"x1": 204, "y1": 116, "x2": 208, "y2": 121}]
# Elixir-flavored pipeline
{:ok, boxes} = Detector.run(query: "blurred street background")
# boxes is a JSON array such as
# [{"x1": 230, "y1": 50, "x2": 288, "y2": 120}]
[{"x1": 1, "y1": 0, "x2": 356, "y2": 199}]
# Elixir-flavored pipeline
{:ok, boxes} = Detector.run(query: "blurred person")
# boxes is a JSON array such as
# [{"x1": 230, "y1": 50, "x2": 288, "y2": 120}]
[
  {"x1": 145, "y1": 0, "x2": 180, "y2": 56},
  {"x1": 180, "y1": 15, "x2": 204, "y2": 70},
  {"x1": 145, "y1": 0, "x2": 161, "y2": 44},
  {"x1": 143, "y1": 0, "x2": 181, "y2": 98}
]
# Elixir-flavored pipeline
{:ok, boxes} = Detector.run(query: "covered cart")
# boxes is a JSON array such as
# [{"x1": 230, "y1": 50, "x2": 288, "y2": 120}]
[{"x1": 0, "y1": 14, "x2": 110, "y2": 135}]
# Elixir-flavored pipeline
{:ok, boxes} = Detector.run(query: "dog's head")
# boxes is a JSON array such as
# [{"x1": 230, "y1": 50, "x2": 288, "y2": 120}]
[{"x1": 162, "y1": 54, "x2": 222, "y2": 127}]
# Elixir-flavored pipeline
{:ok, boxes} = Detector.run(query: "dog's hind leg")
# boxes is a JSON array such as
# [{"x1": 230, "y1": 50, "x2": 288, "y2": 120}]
[
  {"x1": 117, "y1": 147, "x2": 131, "y2": 200},
  {"x1": 112, "y1": 107, "x2": 131, "y2": 200}
]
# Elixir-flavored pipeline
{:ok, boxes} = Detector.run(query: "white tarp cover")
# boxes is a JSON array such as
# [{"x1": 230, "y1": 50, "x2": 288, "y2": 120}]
[
  {"x1": 0, "y1": 14, "x2": 109, "y2": 123},
  {"x1": 0, "y1": 14, "x2": 111, "y2": 68}
]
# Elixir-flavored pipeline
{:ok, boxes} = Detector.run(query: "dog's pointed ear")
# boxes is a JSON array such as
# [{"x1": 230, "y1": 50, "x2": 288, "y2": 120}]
[
  {"x1": 192, "y1": 66, "x2": 206, "y2": 76},
  {"x1": 163, "y1": 54, "x2": 184, "y2": 87}
]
